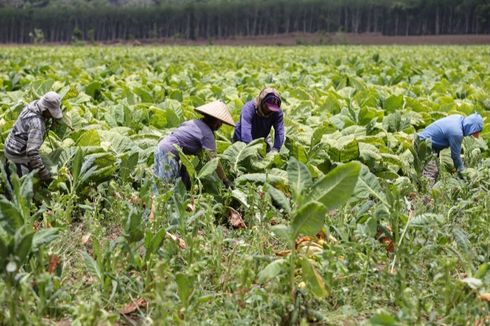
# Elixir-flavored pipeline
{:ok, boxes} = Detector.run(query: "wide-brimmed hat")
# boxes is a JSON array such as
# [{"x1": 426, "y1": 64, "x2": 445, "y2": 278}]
[
  {"x1": 38, "y1": 91, "x2": 62, "y2": 119},
  {"x1": 194, "y1": 101, "x2": 235, "y2": 127}
]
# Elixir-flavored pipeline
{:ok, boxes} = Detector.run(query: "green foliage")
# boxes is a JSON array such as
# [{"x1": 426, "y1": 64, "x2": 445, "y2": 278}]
[{"x1": 0, "y1": 46, "x2": 489, "y2": 325}]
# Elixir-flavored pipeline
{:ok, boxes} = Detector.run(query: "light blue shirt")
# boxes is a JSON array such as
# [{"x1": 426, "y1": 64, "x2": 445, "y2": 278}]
[{"x1": 419, "y1": 113, "x2": 483, "y2": 171}]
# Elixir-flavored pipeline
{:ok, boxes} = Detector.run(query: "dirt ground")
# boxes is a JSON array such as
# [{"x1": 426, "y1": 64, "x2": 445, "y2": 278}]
[{"x1": 131, "y1": 32, "x2": 490, "y2": 46}]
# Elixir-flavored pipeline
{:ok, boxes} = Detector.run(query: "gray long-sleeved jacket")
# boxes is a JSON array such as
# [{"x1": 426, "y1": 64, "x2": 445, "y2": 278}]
[{"x1": 4, "y1": 101, "x2": 51, "y2": 180}]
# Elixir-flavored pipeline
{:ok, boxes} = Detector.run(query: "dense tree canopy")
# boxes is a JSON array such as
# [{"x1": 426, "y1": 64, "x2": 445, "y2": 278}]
[{"x1": 0, "y1": 0, "x2": 489, "y2": 43}]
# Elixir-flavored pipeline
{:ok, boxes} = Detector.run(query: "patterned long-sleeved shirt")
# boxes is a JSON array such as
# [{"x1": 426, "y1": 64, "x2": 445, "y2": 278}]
[
  {"x1": 232, "y1": 101, "x2": 285, "y2": 151},
  {"x1": 4, "y1": 101, "x2": 50, "y2": 180}
]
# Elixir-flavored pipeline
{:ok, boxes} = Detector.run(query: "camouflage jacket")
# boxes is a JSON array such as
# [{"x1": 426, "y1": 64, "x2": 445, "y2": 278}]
[{"x1": 4, "y1": 101, "x2": 50, "y2": 180}]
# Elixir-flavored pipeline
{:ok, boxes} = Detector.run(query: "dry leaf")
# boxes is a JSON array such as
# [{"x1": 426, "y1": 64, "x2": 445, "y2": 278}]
[
  {"x1": 33, "y1": 221, "x2": 42, "y2": 231},
  {"x1": 275, "y1": 250, "x2": 290, "y2": 257},
  {"x1": 81, "y1": 233, "x2": 91, "y2": 245},
  {"x1": 120, "y1": 298, "x2": 148, "y2": 315},
  {"x1": 48, "y1": 255, "x2": 60, "y2": 274},
  {"x1": 149, "y1": 198, "x2": 155, "y2": 222},
  {"x1": 186, "y1": 197, "x2": 195, "y2": 212},
  {"x1": 408, "y1": 192, "x2": 417, "y2": 200},
  {"x1": 474, "y1": 315, "x2": 490, "y2": 326},
  {"x1": 479, "y1": 293, "x2": 490, "y2": 302},
  {"x1": 113, "y1": 192, "x2": 123, "y2": 200},
  {"x1": 316, "y1": 230, "x2": 326, "y2": 240},
  {"x1": 295, "y1": 236, "x2": 324, "y2": 256},
  {"x1": 129, "y1": 192, "x2": 141, "y2": 205},
  {"x1": 166, "y1": 232, "x2": 187, "y2": 249},
  {"x1": 227, "y1": 207, "x2": 246, "y2": 229},
  {"x1": 383, "y1": 238, "x2": 395, "y2": 253},
  {"x1": 295, "y1": 236, "x2": 313, "y2": 249},
  {"x1": 376, "y1": 225, "x2": 395, "y2": 253}
]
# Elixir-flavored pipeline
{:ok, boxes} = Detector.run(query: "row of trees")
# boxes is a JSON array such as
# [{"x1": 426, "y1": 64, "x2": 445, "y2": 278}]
[{"x1": 0, "y1": 0, "x2": 489, "y2": 43}]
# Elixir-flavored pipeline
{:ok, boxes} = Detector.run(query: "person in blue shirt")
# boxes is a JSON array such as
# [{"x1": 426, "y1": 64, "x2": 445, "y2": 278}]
[
  {"x1": 232, "y1": 88, "x2": 285, "y2": 153},
  {"x1": 418, "y1": 113, "x2": 483, "y2": 185}
]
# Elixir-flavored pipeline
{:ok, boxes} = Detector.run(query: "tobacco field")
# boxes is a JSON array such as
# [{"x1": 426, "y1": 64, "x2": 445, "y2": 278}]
[{"x1": 0, "y1": 46, "x2": 490, "y2": 325}]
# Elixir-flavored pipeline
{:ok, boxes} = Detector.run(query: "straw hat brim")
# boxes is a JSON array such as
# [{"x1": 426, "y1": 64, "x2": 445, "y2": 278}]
[{"x1": 194, "y1": 101, "x2": 235, "y2": 127}]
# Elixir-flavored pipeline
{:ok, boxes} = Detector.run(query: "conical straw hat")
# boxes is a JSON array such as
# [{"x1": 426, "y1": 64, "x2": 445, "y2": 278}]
[{"x1": 194, "y1": 100, "x2": 235, "y2": 127}]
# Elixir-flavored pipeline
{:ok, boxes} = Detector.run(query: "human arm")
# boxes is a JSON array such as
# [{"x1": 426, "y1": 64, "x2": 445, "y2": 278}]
[
  {"x1": 272, "y1": 111, "x2": 285, "y2": 151},
  {"x1": 448, "y1": 134, "x2": 464, "y2": 172}
]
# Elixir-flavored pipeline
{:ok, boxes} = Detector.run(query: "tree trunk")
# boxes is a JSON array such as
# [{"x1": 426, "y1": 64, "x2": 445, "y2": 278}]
[{"x1": 435, "y1": 6, "x2": 440, "y2": 35}]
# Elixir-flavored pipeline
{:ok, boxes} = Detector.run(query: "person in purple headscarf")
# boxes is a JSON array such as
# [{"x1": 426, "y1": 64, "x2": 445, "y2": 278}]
[{"x1": 233, "y1": 88, "x2": 285, "y2": 153}]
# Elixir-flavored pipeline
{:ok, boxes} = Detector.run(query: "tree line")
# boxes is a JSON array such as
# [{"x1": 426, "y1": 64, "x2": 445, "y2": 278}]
[{"x1": 0, "y1": 0, "x2": 489, "y2": 43}]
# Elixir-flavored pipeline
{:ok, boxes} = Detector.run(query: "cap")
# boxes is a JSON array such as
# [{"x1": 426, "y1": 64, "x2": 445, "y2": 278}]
[{"x1": 39, "y1": 91, "x2": 62, "y2": 119}]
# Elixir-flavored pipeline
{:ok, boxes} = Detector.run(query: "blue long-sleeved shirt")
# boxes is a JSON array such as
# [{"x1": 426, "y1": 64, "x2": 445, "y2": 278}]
[
  {"x1": 418, "y1": 113, "x2": 483, "y2": 171},
  {"x1": 232, "y1": 101, "x2": 285, "y2": 151}
]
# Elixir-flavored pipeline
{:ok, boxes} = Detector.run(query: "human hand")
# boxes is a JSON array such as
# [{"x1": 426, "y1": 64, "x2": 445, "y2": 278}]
[
  {"x1": 223, "y1": 179, "x2": 234, "y2": 189},
  {"x1": 267, "y1": 148, "x2": 279, "y2": 156}
]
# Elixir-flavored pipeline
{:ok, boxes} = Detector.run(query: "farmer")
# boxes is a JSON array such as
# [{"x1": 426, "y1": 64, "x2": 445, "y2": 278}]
[
  {"x1": 232, "y1": 87, "x2": 285, "y2": 153},
  {"x1": 154, "y1": 100, "x2": 234, "y2": 190},
  {"x1": 4, "y1": 91, "x2": 63, "y2": 185},
  {"x1": 418, "y1": 113, "x2": 483, "y2": 185}
]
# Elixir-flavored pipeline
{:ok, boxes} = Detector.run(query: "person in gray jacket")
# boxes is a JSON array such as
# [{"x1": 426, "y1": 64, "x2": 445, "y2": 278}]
[{"x1": 4, "y1": 91, "x2": 63, "y2": 184}]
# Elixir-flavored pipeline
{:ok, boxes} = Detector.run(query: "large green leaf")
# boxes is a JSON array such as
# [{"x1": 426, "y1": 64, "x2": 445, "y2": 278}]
[
  {"x1": 291, "y1": 201, "x2": 325, "y2": 238},
  {"x1": 32, "y1": 228, "x2": 59, "y2": 250},
  {"x1": 301, "y1": 258, "x2": 329, "y2": 298},
  {"x1": 383, "y1": 94, "x2": 404, "y2": 112},
  {"x1": 258, "y1": 258, "x2": 287, "y2": 284},
  {"x1": 85, "y1": 81, "x2": 102, "y2": 99},
  {"x1": 0, "y1": 198, "x2": 23, "y2": 234},
  {"x1": 222, "y1": 140, "x2": 264, "y2": 173},
  {"x1": 71, "y1": 148, "x2": 84, "y2": 186},
  {"x1": 267, "y1": 185, "x2": 291, "y2": 213},
  {"x1": 76, "y1": 129, "x2": 101, "y2": 147},
  {"x1": 307, "y1": 161, "x2": 361, "y2": 211},
  {"x1": 326, "y1": 136, "x2": 359, "y2": 162},
  {"x1": 197, "y1": 157, "x2": 219, "y2": 179},
  {"x1": 176, "y1": 272, "x2": 195, "y2": 306},
  {"x1": 0, "y1": 237, "x2": 7, "y2": 270},
  {"x1": 352, "y1": 164, "x2": 386, "y2": 204},
  {"x1": 149, "y1": 107, "x2": 181, "y2": 129},
  {"x1": 82, "y1": 251, "x2": 103, "y2": 282},
  {"x1": 235, "y1": 171, "x2": 289, "y2": 188},
  {"x1": 287, "y1": 157, "x2": 312, "y2": 202},
  {"x1": 14, "y1": 229, "x2": 34, "y2": 265},
  {"x1": 174, "y1": 145, "x2": 195, "y2": 179}
]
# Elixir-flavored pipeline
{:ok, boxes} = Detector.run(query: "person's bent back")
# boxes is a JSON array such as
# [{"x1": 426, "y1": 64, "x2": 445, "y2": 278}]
[
  {"x1": 4, "y1": 91, "x2": 63, "y2": 182},
  {"x1": 418, "y1": 113, "x2": 483, "y2": 172}
]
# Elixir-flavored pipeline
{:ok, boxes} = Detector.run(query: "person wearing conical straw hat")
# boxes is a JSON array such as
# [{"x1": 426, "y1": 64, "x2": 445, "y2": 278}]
[
  {"x1": 154, "y1": 100, "x2": 234, "y2": 190},
  {"x1": 233, "y1": 87, "x2": 284, "y2": 153}
]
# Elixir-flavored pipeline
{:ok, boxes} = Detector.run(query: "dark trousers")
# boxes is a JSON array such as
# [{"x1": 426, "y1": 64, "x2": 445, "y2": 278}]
[
  {"x1": 3, "y1": 160, "x2": 31, "y2": 198},
  {"x1": 422, "y1": 150, "x2": 440, "y2": 189}
]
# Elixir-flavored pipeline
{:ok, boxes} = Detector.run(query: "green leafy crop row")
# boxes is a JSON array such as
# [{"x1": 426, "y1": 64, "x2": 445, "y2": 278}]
[{"x1": 0, "y1": 46, "x2": 489, "y2": 325}]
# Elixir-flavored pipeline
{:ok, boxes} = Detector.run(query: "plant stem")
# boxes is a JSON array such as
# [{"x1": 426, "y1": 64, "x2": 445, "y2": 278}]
[{"x1": 289, "y1": 241, "x2": 296, "y2": 303}]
